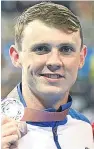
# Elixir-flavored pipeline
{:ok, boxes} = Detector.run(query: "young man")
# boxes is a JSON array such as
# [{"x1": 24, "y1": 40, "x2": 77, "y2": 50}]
[{"x1": 1, "y1": 2, "x2": 94, "y2": 149}]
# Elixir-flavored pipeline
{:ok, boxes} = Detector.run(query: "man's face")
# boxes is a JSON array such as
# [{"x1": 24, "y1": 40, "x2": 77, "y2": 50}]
[{"x1": 18, "y1": 20, "x2": 86, "y2": 98}]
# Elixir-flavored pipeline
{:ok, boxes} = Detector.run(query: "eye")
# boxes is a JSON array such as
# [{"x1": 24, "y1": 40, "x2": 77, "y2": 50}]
[
  {"x1": 59, "y1": 45, "x2": 75, "y2": 55},
  {"x1": 32, "y1": 45, "x2": 51, "y2": 55}
]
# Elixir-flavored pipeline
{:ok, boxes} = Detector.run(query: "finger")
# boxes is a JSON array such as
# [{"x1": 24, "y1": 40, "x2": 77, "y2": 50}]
[
  {"x1": 1, "y1": 116, "x2": 11, "y2": 125},
  {"x1": 2, "y1": 126, "x2": 19, "y2": 138},
  {"x1": 2, "y1": 121, "x2": 18, "y2": 130},
  {"x1": 2, "y1": 135, "x2": 18, "y2": 149}
]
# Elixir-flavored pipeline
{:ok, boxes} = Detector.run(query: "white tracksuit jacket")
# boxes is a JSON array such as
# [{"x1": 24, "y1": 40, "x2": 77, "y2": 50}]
[{"x1": 3, "y1": 83, "x2": 94, "y2": 149}]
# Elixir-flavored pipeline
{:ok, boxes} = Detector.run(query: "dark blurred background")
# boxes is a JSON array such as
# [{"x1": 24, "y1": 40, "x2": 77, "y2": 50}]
[{"x1": 1, "y1": 1, "x2": 94, "y2": 122}]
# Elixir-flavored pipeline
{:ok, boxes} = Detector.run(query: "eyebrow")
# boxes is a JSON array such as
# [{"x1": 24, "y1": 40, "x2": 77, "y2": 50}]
[
  {"x1": 57, "y1": 43, "x2": 76, "y2": 49},
  {"x1": 31, "y1": 43, "x2": 50, "y2": 48}
]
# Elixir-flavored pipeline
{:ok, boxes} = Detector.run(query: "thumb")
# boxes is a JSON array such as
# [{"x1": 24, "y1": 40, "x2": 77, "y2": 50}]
[{"x1": 17, "y1": 121, "x2": 27, "y2": 137}]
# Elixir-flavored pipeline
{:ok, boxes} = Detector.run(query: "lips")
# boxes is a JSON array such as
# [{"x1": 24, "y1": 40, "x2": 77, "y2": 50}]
[{"x1": 39, "y1": 73, "x2": 64, "y2": 79}]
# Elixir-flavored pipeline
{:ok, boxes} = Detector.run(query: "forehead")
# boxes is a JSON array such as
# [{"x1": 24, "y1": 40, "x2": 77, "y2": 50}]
[{"x1": 22, "y1": 20, "x2": 81, "y2": 49}]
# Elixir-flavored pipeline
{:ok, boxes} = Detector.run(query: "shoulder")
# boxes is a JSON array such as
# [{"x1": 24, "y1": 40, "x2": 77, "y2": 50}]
[{"x1": 68, "y1": 108, "x2": 90, "y2": 124}]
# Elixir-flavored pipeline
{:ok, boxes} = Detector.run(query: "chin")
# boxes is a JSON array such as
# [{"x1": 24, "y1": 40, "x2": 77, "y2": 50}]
[{"x1": 36, "y1": 85, "x2": 67, "y2": 96}]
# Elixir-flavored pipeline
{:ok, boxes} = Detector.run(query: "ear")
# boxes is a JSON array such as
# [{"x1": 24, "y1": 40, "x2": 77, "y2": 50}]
[
  {"x1": 9, "y1": 45, "x2": 22, "y2": 68},
  {"x1": 79, "y1": 45, "x2": 87, "y2": 69}
]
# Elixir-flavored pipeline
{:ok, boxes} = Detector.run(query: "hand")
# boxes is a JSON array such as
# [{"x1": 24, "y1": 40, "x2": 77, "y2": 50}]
[{"x1": 1, "y1": 116, "x2": 21, "y2": 149}]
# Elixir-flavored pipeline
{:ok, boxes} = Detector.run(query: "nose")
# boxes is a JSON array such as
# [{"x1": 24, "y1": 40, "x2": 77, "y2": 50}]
[
  {"x1": 47, "y1": 64, "x2": 60, "y2": 72},
  {"x1": 46, "y1": 49, "x2": 62, "y2": 72}
]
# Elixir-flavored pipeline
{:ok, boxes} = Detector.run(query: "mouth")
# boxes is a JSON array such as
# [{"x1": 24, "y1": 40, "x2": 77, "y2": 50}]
[{"x1": 39, "y1": 73, "x2": 64, "y2": 81}]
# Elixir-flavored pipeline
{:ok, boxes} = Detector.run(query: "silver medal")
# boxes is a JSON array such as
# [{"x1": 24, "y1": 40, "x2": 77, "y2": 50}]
[{"x1": 1, "y1": 98, "x2": 24, "y2": 120}]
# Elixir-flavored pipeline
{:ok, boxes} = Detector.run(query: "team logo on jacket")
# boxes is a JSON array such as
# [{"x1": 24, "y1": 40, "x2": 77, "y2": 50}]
[{"x1": 1, "y1": 98, "x2": 24, "y2": 120}]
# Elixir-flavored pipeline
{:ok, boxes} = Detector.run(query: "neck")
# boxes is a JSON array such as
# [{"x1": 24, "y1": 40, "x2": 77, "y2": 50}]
[{"x1": 22, "y1": 82, "x2": 69, "y2": 110}]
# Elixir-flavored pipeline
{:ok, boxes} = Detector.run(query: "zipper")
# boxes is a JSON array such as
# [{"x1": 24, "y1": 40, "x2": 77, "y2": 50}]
[{"x1": 52, "y1": 125, "x2": 62, "y2": 149}]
